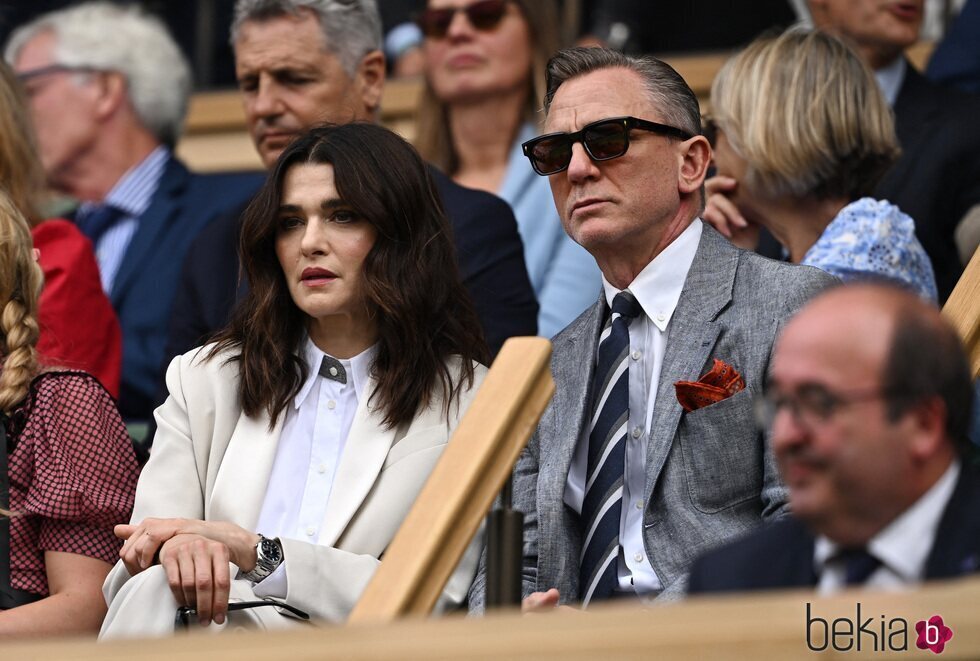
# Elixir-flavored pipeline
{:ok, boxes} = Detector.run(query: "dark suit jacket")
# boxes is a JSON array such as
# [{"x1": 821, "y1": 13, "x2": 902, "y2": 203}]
[
  {"x1": 109, "y1": 156, "x2": 263, "y2": 420},
  {"x1": 164, "y1": 167, "x2": 537, "y2": 373},
  {"x1": 687, "y1": 464, "x2": 980, "y2": 593},
  {"x1": 876, "y1": 64, "x2": 980, "y2": 302},
  {"x1": 468, "y1": 225, "x2": 836, "y2": 610}
]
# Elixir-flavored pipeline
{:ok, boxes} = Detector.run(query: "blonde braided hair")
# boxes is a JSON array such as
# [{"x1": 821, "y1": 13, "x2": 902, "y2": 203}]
[{"x1": 0, "y1": 190, "x2": 42, "y2": 416}]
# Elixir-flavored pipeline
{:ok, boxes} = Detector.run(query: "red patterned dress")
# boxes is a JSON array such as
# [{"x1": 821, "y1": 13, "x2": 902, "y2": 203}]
[{"x1": 5, "y1": 371, "x2": 138, "y2": 598}]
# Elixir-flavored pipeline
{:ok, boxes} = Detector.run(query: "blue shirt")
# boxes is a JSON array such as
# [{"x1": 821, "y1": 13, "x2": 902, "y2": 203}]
[
  {"x1": 77, "y1": 146, "x2": 169, "y2": 294},
  {"x1": 801, "y1": 197, "x2": 938, "y2": 301},
  {"x1": 500, "y1": 123, "x2": 602, "y2": 338}
]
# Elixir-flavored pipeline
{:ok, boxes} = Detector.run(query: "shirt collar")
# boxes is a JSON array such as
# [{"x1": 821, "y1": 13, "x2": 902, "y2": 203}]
[
  {"x1": 78, "y1": 145, "x2": 170, "y2": 218},
  {"x1": 601, "y1": 219, "x2": 702, "y2": 332},
  {"x1": 293, "y1": 335, "x2": 377, "y2": 409},
  {"x1": 814, "y1": 461, "x2": 960, "y2": 582},
  {"x1": 874, "y1": 57, "x2": 907, "y2": 107}
]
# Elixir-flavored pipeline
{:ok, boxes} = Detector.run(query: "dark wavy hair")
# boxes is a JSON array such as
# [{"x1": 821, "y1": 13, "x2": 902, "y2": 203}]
[{"x1": 210, "y1": 122, "x2": 489, "y2": 429}]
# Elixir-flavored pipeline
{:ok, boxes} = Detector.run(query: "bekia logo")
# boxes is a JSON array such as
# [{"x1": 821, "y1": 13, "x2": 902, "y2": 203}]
[
  {"x1": 806, "y1": 603, "x2": 954, "y2": 654},
  {"x1": 915, "y1": 616, "x2": 953, "y2": 654}
]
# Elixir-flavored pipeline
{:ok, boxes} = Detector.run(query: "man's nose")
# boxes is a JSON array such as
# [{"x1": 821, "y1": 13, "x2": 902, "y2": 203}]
[
  {"x1": 566, "y1": 142, "x2": 599, "y2": 183},
  {"x1": 251, "y1": 76, "x2": 283, "y2": 118}
]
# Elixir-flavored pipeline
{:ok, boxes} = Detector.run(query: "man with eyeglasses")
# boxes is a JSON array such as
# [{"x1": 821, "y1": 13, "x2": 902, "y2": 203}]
[
  {"x1": 469, "y1": 47, "x2": 835, "y2": 612},
  {"x1": 4, "y1": 2, "x2": 264, "y2": 424},
  {"x1": 688, "y1": 283, "x2": 980, "y2": 595}
]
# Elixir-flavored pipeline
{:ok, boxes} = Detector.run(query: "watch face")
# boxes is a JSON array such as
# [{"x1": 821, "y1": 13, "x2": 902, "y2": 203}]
[{"x1": 261, "y1": 538, "x2": 282, "y2": 565}]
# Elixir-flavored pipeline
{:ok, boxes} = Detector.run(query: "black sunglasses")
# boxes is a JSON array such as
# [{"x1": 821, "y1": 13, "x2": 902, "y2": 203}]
[
  {"x1": 522, "y1": 116, "x2": 694, "y2": 176},
  {"x1": 416, "y1": 0, "x2": 510, "y2": 39},
  {"x1": 174, "y1": 600, "x2": 310, "y2": 630}
]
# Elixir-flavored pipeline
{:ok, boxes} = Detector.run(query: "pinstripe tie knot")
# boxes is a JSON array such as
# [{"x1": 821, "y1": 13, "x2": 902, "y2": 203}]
[{"x1": 610, "y1": 290, "x2": 641, "y2": 322}]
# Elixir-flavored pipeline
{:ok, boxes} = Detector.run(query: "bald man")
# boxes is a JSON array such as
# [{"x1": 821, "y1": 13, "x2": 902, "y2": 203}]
[{"x1": 688, "y1": 283, "x2": 980, "y2": 594}]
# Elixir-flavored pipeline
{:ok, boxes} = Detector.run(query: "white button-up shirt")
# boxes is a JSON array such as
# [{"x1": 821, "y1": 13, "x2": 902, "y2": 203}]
[
  {"x1": 251, "y1": 338, "x2": 376, "y2": 597},
  {"x1": 814, "y1": 461, "x2": 960, "y2": 594},
  {"x1": 564, "y1": 219, "x2": 702, "y2": 595}
]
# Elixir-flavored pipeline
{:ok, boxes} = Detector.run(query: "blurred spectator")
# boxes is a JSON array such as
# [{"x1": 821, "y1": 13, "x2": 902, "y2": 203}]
[
  {"x1": 416, "y1": 0, "x2": 601, "y2": 337},
  {"x1": 0, "y1": 60, "x2": 121, "y2": 396},
  {"x1": 688, "y1": 283, "x2": 979, "y2": 595},
  {"x1": 5, "y1": 2, "x2": 264, "y2": 422},
  {"x1": 0, "y1": 189, "x2": 138, "y2": 634},
  {"x1": 927, "y1": 0, "x2": 980, "y2": 94},
  {"x1": 705, "y1": 29, "x2": 937, "y2": 301},
  {"x1": 808, "y1": 0, "x2": 980, "y2": 301}
]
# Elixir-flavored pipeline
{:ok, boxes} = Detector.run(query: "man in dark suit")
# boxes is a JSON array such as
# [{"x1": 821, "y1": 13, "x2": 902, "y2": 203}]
[
  {"x1": 469, "y1": 47, "x2": 834, "y2": 612},
  {"x1": 808, "y1": 0, "x2": 980, "y2": 301},
  {"x1": 688, "y1": 283, "x2": 979, "y2": 594},
  {"x1": 5, "y1": 2, "x2": 263, "y2": 421},
  {"x1": 165, "y1": 0, "x2": 536, "y2": 367}
]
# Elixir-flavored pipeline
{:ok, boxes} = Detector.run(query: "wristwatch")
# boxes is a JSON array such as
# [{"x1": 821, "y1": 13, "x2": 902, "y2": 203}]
[{"x1": 241, "y1": 535, "x2": 283, "y2": 583}]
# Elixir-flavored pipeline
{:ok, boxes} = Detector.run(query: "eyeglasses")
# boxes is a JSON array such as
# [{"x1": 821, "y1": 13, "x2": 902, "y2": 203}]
[
  {"x1": 753, "y1": 384, "x2": 896, "y2": 432},
  {"x1": 701, "y1": 114, "x2": 718, "y2": 148},
  {"x1": 416, "y1": 0, "x2": 511, "y2": 39},
  {"x1": 521, "y1": 116, "x2": 694, "y2": 176},
  {"x1": 174, "y1": 600, "x2": 310, "y2": 630},
  {"x1": 15, "y1": 64, "x2": 100, "y2": 84}
]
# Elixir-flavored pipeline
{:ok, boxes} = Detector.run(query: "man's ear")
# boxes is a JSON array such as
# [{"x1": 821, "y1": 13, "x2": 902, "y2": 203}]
[
  {"x1": 93, "y1": 70, "x2": 127, "y2": 122},
  {"x1": 677, "y1": 135, "x2": 711, "y2": 196},
  {"x1": 904, "y1": 397, "x2": 949, "y2": 462},
  {"x1": 353, "y1": 49, "x2": 386, "y2": 119}
]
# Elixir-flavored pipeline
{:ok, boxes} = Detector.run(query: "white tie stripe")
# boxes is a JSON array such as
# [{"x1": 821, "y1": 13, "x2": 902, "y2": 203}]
[
  {"x1": 584, "y1": 419, "x2": 627, "y2": 494},
  {"x1": 589, "y1": 357, "x2": 629, "y2": 432},
  {"x1": 582, "y1": 544, "x2": 619, "y2": 607},
  {"x1": 580, "y1": 484, "x2": 624, "y2": 561}
]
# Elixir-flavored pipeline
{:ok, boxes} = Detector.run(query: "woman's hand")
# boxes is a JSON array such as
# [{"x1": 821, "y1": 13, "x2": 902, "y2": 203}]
[
  {"x1": 702, "y1": 176, "x2": 760, "y2": 250},
  {"x1": 116, "y1": 518, "x2": 259, "y2": 576},
  {"x1": 159, "y1": 533, "x2": 232, "y2": 626}
]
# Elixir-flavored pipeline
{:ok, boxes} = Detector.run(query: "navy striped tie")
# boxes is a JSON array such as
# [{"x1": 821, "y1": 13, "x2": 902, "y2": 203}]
[{"x1": 579, "y1": 290, "x2": 642, "y2": 606}]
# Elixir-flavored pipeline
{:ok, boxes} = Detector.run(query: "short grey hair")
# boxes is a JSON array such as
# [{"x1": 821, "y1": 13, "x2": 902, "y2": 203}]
[
  {"x1": 230, "y1": 0, "x2": 382, "y2": 78},
  {"x1": 4, "y1": 2, "x2": 191, "y2": 147},
  {"x1": 544, "y1": 47, "x2": 702, "y2": 138}
]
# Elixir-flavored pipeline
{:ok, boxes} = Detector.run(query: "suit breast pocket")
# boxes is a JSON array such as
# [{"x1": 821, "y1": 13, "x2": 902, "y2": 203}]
[{"x1": 676, "y1": 388, "x2": 762, "y2": 513}]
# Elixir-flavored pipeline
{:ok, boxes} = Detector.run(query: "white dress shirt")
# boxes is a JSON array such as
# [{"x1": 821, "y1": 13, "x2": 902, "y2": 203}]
[
  {"x1": 252, "y1": 338, "x2": 376, "y2": 598},
  {"x1": 564, "y1": 219, "x2": 703, "y2": 595},
  {"x1": 814, "y1": 461, "x2": 960, "y2": 594}
]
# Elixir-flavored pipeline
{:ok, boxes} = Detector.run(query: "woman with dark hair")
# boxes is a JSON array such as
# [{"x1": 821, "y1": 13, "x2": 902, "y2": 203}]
[{"x1": 100, "y1": 123, "x2": 490, "y2": 636}]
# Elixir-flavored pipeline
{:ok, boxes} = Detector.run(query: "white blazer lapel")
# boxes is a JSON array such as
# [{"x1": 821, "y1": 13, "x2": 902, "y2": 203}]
[
  {"x1": 319, "y1": 380, "x2": 398, "y2": 546},
  {"x1": 208, "y1": 411, "x2": 285, "y2": 529}
]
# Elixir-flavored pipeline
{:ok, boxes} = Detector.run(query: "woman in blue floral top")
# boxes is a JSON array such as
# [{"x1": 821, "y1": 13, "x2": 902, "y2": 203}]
[{"x1": 703, "y1": 28, "x2": 938, "y2": 302}]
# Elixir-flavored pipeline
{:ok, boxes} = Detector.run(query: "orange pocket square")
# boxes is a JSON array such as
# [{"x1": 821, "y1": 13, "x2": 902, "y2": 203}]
[{"x1": 674, "y1": 359, "x2": 745, "y2": 413}]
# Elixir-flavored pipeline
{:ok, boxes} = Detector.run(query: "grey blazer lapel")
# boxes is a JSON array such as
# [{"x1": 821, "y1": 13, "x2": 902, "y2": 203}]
[
  {"x1": 644, "y1": 226, "x2": 738, "y2": 498},
  {"x1": 537, "y1": 297, "x2": 604, "y2": 596}
]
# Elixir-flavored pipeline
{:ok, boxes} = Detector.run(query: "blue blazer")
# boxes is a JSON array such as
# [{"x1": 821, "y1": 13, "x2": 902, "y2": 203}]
[
  {"x1": 109, "y1": 155, "x2": 264, "y2": 420},
  {"x1": 687, "y1": 465, "x2": 980, "y2": 593}
]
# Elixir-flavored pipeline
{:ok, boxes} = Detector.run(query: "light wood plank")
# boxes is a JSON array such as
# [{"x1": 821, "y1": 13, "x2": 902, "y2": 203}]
[
  {"x1": 942, "y1": 243, "x2": 980, "y2": 377},
  {"x1": 349, "y1": 336, "x2": 555, "y2": 623}
]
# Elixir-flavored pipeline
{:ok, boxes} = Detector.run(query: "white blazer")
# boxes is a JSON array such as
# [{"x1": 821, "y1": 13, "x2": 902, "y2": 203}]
[{"x1": 104, "y1": 345, "x2": 488, "y2": 623}]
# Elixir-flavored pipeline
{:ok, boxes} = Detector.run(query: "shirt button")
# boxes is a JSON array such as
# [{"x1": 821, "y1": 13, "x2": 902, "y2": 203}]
[
  {"x1": 326, "y1": 400, "x2": 336, "y2": 410},
  {"x1": 305, "y1": 526, "x2": 316, "y2": 537},
  {"x1": 656, "y1": 313, "x2": 666, "y2": 322},
  {"x1": 317, "y1": 464, "x2": 326, "y2": 474},
  {"x1": 635, "y1": 500, "x2": 643, "y2": 510},
  {"x1": 631, "y1": 427, "x2": 642, "y2": 439},
  {"x1": 631, "y1": 350, "x2": 642, "y2": 361},
  {"x1": 634, "y1": 552, "x2": 644, "y2": 563},
  {"x1": 329, "y1": 366, "x2": 339, "y2": 377}
]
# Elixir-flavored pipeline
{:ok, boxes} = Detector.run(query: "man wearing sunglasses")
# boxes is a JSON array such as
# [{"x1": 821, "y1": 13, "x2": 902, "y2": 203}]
[
  {"x1": 469, "y1": 47, "x2": 835, "y2": 611},
  {"x1": 688, "y1": 283, "x2": 980, "y2": 595}
]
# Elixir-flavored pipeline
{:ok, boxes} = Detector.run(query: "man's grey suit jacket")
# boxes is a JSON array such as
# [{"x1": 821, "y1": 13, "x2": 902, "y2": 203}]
[{"x1": 470, "y1": 225, "x2": 836, "y2": 609}]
